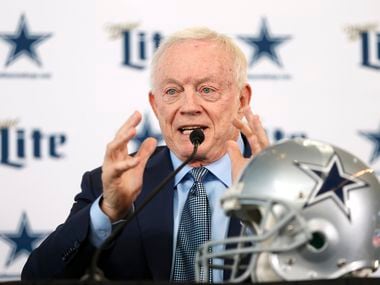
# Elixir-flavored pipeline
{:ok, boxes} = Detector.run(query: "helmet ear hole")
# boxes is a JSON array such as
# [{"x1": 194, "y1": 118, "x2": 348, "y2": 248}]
[
  {"x1": 236, "y1": 207, "x2": 262, "y2": 224},
  {"x1": 247, "y1": 208, "x2": 262, "y2": 224},
  {"x1": 308, "y1": 231, "x2": 327, "y2": 251}
]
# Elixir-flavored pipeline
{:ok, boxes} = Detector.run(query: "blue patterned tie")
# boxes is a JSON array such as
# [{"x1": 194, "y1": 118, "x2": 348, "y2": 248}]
[{"x1": 173, "y1": 167, "x2": 213, "y2": 282}]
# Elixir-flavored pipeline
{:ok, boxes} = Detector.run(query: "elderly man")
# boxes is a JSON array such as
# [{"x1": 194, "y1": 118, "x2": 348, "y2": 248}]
[{"x1": 22, "y1": 27, "x2": 269, "y2": 282}]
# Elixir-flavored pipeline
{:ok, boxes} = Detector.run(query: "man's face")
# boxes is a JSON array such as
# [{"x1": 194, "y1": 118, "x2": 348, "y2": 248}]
[{"x1": 149, "y1": 39, "x2": 250, "y2": 165}]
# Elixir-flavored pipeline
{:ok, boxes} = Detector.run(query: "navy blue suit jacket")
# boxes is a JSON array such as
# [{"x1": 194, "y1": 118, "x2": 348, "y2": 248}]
[{"x1": 22, "y1": 142, "x2": 251, "y2": 281}]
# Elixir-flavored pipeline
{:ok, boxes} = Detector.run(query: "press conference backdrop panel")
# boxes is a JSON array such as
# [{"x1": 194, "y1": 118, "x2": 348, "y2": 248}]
[{"x1": 0, "y1": 0, "x2": 379, "y2": 280}]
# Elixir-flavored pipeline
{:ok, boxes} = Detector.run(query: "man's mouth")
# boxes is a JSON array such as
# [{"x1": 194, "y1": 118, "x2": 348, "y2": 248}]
[{"x1": 178, "y1": 126, "x2": 207, "y2": 135}]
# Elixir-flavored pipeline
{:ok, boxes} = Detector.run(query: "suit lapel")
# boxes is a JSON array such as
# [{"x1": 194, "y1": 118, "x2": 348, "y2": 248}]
[
  {"x1": 135, "y1": 147, "x2": 174, "y2": 281},
  {"x1": 242, "y1": 134, "x2": 252, "y2": 158}
]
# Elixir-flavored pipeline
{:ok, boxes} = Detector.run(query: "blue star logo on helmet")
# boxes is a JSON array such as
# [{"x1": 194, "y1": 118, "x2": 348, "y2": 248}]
[{"x1": 295, "y1": 154, "x2": 368, "y2": 220}]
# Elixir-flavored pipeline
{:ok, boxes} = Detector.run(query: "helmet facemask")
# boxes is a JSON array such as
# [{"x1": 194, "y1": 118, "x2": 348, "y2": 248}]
[{"x1": 195, "y1": 193, "x2": 312, "y2": 283}]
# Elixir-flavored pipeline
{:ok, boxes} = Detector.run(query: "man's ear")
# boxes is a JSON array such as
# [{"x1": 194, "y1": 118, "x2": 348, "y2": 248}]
[
  {"x1": 149, "y1": 91, "x2": 158, "y2": 117},
  {"x1": 238, "y1": 84, "x2": 252, "y2": 113}
]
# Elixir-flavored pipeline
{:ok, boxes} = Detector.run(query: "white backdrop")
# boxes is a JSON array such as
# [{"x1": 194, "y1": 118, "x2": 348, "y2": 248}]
[{"x1": 0, "y1": 0, "x2": 379, "y2": 280}]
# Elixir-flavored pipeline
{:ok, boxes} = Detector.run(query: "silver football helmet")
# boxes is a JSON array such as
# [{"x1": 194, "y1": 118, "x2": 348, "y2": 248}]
[{"x1": 196, "y1": 138, "x2": 380, "y2": 282}]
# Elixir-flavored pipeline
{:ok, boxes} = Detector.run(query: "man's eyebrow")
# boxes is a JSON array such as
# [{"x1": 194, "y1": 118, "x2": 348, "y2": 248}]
[
  {"x1": 160, "y1": 79, "x2": 182, "y2": 86},
  {"x1": 195, "y1": 77, "x2": 218, "y2": 84},
  {"x1": 196, "y1": 77, "x2": 231, "y2": 88},
  {"x1": 159, "y1": 76, "x2": 224, "y2": 87}
]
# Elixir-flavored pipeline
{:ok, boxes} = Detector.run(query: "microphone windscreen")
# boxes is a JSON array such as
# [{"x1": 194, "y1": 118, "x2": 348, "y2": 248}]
[{"x1": 189, "y1": 128, "x2": 205, "y2": 145}]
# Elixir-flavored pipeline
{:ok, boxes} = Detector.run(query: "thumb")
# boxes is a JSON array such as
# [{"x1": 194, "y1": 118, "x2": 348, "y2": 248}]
[
  {"x1": 136, "y1": 137, "x2": 157, "y2": 169},
  {"x1": 227, "y1": 140, "x2": 247, "y2": 183}
]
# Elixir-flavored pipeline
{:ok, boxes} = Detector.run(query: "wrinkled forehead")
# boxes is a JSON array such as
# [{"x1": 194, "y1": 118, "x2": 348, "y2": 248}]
[
  {"x1": 152, "y1": 39, "x2": 235, "y2": 87},
  {"x1": 159, "y1": 39, "x2": 233, "y2": 63}
]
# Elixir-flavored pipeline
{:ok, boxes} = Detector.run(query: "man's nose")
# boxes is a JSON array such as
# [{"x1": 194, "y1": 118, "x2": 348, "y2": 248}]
[{"x1": 179, "y1": 89, "x2": 202, "y2": 114}]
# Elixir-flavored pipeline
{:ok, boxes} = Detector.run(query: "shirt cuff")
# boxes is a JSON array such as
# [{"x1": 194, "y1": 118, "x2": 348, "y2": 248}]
[
  {"x1": 89, "y1": 196, "x2": 135, "y2": 248},
  {"x1": 89, "y1": 196, "x2": 112, "y2": 248}
]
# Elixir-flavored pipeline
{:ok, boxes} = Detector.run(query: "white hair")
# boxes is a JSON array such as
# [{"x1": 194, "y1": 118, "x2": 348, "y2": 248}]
[{"x1": 150, "y1": 27, "x2": 248, "y2": 89}]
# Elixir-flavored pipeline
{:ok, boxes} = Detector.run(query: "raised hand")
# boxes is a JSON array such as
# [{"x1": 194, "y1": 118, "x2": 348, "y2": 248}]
[
  {"x1": 101, "y1": 111, "x2": 157, "y2": 221},
  {"x1": 227, "y1": 107, "x2": 269, "y2": 182}
]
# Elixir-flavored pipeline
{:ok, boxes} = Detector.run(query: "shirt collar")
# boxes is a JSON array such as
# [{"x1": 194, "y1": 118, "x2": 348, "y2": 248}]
[{"x1": 169, "y1": 134, "x2": 245, "y2": 188}]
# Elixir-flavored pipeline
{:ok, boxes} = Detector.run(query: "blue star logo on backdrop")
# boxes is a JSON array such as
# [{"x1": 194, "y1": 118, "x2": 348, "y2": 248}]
[
  {"x1": 0, "y1": 14, "x2": 52, "y2": 67},
  {"x1": 359, "y1": 129, "x2": 380, "y2": 164},
  {"x1": 0, "y1": 212, "x2": 47, "y2": 267},
  {"x1": 295, "y1": 154, "x2": 367, "y2": 220},
  {"x1": 131, "y1": 113, "x2": 162, "y2": 148},
  {"x1": 239, "y1": 18, "x2": 291, "y2": 67}
]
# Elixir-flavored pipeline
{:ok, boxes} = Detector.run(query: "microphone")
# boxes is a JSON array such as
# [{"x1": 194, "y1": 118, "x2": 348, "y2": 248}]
[
  {"x1": 190, "y1": 128, "x2": 205, "y2": 146},
  {"x1": 83, "y1": 128, "x2": 205, "y2": 281}
]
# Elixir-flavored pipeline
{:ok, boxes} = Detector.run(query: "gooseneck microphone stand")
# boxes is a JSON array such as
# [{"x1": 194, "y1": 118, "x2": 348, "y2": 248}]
[{"x1": 82, "y1": 129, "x2": 205, "y2": 281}]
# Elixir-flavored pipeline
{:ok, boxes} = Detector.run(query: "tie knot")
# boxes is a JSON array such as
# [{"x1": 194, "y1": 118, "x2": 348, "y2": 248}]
[{"x1": 190, "y1": 167, "x2": 208, "y2": 183}]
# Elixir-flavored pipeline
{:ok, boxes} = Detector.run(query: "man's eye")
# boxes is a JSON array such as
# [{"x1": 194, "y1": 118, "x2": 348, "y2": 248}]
[
  {"x1": 166, "y1": 89, "x2": 177, "y2": 95},
  {"x1": 201, "y1": 87, "x2": 213, "y2": 94}
]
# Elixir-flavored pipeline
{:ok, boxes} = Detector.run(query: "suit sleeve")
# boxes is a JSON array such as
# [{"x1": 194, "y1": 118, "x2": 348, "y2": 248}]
[
  {"x1": 21, "y1": 169, "x2": 103, "y2": 280},
  {"x1": 23, "y1": 158, "x2": 159, "y2": 280}
]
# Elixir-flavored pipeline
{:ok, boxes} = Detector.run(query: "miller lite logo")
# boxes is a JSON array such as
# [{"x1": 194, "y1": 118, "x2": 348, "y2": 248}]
[
  {"x1": 344, "y1": 23, "x2": 380, "y2": 71},
  {"x1": 0, "y1": 119, "x2": 67, "y2": 169}
]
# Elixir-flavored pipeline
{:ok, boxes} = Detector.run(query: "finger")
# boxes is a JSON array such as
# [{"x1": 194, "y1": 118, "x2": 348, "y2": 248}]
[
  {"x1": 105, "y1": 127, "x2": 137, "y2": 160},
  {"x1": 135, "y1": 137, "x2": 157, "y2": 168},
  {"x1": 251, "y1": 116, "x2": 269, "y2": 148},
  {"x1": 227, "y1": 140, "x2": 242, "y2": 164},
  {"x1": 115, "y1": 111, "x2": 142, "y2": 139},
  {"x1": 244, "y1": 108, "x2": 258, "y2": 134},
  {"x1": 244, "y1": 109, "x2": 269, "y2": 148},
  {"x1": 227, "y1": 140, "x2": 247, "y2": 183},
  {"x1": 232, "y1": 118, "x2": 253, "y2": 137},
  {"x1": 247, "y1": 133, "x2": 262, "y2": 156},
  {"x1": 108, "y1": 157, "x2": 141, "y2": 178},
  {"x1": 232, "y1": 117, "x2": 259, "y2": 153},
  {"x1": 234, "y1": 110, "x2": 268, "y2": 156}
]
